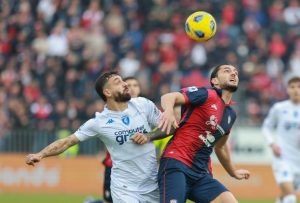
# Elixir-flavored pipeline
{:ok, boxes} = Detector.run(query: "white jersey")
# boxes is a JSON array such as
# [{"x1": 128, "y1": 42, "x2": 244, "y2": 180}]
[
  {"x1": 74, "y1": 97, "x2": 161, "y2": 194},
  {"x1": 262, "y1": 100, "x2": 300, "y2": 168}
]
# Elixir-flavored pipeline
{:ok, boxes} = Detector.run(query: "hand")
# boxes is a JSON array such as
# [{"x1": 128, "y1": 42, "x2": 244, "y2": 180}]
[
  {"x1": 25, "y1": 153, "x2": 43, "y2": 166},
  {"x1": 232, "y1": 169, "x2": 250, "y2": 180},
  {"x1": 158, "y1": 109, "x2": 179, "y2": 134},
  {"x1": 130, "y1": 132, "x2": 150, "y2": 145},
  {"x1": 270, "y1": 143, "x2": 281, "y2": 157}
]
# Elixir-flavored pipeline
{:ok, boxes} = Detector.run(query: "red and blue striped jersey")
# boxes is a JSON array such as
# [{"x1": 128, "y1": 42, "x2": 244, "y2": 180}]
[{"x1": 162, "y1": 86, "x2": 237, "y2": 174}]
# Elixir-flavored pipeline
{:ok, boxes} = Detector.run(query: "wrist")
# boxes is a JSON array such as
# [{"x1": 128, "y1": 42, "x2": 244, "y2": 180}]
[
  {"x1": 164, "y1": 107, "x2": 174, "y2": 113},
  {"x1": 147, "y1": 135, "x2": 151, "y2": 143},
  {"x1": 39, "y1": 152, "x2": 46, "y2": 159}
]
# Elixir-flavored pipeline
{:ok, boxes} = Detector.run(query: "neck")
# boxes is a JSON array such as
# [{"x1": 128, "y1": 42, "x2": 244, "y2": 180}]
[
  {"x1": 291, "y1": 99, "x2": 300, "y2": 105},
  {"x1": 106, "y1": 100, "x2": 128, "y2": 111},
  {"x1": 221, "y1": 90, "x2": 233, "y2": 104}
]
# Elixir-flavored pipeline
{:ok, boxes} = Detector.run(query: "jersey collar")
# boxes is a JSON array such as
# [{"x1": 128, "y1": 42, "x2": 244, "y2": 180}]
[{"x1": 212, "y1": 87, "x2": 236, "y2": 106}]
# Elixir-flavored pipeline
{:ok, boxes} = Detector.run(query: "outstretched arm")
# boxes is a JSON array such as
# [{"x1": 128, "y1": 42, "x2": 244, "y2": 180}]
[
  {"x1": 26, "y1": 134, "x2": 80, "y2": 166},
  {"x1": 159, "y1": 92, "x2": 185, "y2": 134},
  {"x1": 214, "y1": 134, "x2": 250, "y2": 180}
]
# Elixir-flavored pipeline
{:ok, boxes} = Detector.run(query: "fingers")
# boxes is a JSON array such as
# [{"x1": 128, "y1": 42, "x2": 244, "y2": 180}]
[
  {"x1": 159, "y1": 115, "x2": 178, "y2": 134},
  {"x1": 236, "y1": 170, "x2": 250, "y2": 180},
  {"x1": 130, "y1": 133, "x2": 149, "y2": 145},
  {"x1": 244, "y1": 173, "x2": 250, "y2": 179},
  {"x1": 25, "y1": 154, "x2": 39, "y2": 166}
]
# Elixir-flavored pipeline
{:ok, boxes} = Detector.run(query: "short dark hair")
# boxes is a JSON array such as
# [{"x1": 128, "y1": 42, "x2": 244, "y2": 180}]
[
  {"x1": 210, "y1": 65, "x2": 223, "y2": 87},
  {"x1": 95, "y1": 71, "x2": 118, "y2": 102},
  {"x1": 288, "y1": 76, "x2": 300, "y2": 85}
]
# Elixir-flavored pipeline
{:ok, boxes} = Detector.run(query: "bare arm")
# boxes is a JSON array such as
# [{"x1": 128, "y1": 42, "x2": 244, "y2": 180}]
[
  {"x1": 26, "y1": 134, "x2": 80, "y2": 166},
  {"x1": 214, "y1": 134, "x2": 235, "y2": 176},
  {"x1": 161, "y1": 92, "x2": 186, "y2": 111},
  {"x1": 159, "y1": 92, "x2": 185, "y2": 133},
  {"x1": 214, "y1": 134, "x2": 250, "y2": 180}
]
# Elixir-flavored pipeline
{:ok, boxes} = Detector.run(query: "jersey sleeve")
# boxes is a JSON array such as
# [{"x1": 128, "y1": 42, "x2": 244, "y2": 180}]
[
  {"x1": 226, "y1": 108, "x2": 237, "y2": 135},
  {"x1": 74, "y1": 118, "x2": 99, "y2": 141},
  {"x1": 180, "y1": 86, "x2": 208, "y2": 106},
  {"x1": 262, "y1": 104, "x2": 278, "y2": 145}
]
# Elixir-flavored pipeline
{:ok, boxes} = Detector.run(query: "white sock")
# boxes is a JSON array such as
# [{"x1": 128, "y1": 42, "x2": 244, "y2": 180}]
[{"x1": 282, "y1": 194, "x2": 296, "y2": 203}]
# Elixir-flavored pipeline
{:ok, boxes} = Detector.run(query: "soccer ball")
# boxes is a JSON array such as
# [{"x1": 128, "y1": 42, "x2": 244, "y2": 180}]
[{"x1": 185, "y1": 11, "x2": 217, "y2": 42}]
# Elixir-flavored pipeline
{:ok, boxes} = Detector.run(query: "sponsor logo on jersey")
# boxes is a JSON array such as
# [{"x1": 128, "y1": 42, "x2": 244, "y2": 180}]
[
  {"x1": 115, "y1": 125, "x2": 147, "y2": 145},
  {"x1": 284, "y1": 121, "x2": 300, "y2": 130},
  {"x1": 106, "y1": 118, "x2": 114, "y2": 124},
  {"x1": 121, "y1": 115, "x2": 130, "y2": 125},
  {"x1": 199, "y1": 131, "x2": 215, "y2": 147}
]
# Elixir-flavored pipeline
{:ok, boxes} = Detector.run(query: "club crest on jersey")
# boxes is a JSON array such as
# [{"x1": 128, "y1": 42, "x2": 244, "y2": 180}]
[
  {"x1": 121, "y1": 115, "x2": 130, "y2": 125},
  {"x1": 294, "y1": 111, "x2": 298, "y2": 118}
]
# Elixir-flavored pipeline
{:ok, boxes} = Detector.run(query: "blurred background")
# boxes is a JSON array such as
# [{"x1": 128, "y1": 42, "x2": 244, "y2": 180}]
[{"x1": 1, "y1": 0, "x2": 300, "y2": 202}]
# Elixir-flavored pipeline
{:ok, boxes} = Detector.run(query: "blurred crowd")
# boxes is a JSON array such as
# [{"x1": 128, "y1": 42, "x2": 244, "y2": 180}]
[{"x1": 1, "y1": 0, "x2": 300, "y2": 140}]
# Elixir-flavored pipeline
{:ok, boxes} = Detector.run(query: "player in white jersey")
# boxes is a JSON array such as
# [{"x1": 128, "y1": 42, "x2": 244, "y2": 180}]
[
  {"x1": 25, "y1": 71, "x2": 163, "y2": 203},
  {"x1": 262, "y1": 76, "x2": 300, "y2": 203}
]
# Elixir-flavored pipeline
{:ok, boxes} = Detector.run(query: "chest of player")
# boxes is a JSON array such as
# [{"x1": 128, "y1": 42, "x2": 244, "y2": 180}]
[
  {"x1": 101, "y1": 111, "x2": 151, "y2": 146},
  {"x1": 279, "y1": 108, "x2": 300, "y2": 131},
  {"x1": 188, "y1": 100, "x2": 234, "y2": 130}
]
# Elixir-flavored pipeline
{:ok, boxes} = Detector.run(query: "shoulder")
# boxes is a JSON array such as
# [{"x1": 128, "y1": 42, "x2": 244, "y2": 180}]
[
  {"x1": 272, "y1": 100, "x2": 290, "y2": 110},
  {"x1": 93, "y1": 111, "x2": 110, "y2": 124},
  {"x1": 130, "y1": 97, "x2": 153, "y2": 107},
  {"x1": 181, "y1": 86, "x2": 208, "y2": 93}
]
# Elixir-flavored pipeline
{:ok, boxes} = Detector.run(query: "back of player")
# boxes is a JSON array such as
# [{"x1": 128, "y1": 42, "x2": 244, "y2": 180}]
[{"x1": 262, "y1": 76, "x2": 300, "y2": 203}]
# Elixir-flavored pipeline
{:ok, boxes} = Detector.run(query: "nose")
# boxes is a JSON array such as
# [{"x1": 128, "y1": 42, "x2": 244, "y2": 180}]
[{"x1": 231, "y1": 70, "x2": 238, "y2": 77}]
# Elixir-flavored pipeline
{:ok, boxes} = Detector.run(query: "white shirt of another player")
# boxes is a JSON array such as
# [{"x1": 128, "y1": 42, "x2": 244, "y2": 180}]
[
  {"x1": 74, "y1": 97, "x2": 161, "y2": 193},
  {"x1": 262, "y1": 100, "x2": 300, "y2": 167}
]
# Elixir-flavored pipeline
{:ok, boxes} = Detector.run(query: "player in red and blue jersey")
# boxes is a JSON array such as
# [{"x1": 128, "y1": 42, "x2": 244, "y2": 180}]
[
  {"x1": 159, "y1": 64, "x2": 250, "y2": 203},
  {"x1": 132, "y1": 64, "x2": 251, "y2": 203}
]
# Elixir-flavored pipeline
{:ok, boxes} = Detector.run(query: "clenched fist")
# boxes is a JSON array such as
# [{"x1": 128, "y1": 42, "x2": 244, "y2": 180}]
[{"x1": 25, "y1": 153, "x2": 43, "y2": 166}]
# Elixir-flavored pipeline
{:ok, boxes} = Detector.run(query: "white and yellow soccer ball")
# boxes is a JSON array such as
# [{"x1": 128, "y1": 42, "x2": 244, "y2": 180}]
[{"x1": 185, "y1": 11, "x2": 217, "y2": 42}]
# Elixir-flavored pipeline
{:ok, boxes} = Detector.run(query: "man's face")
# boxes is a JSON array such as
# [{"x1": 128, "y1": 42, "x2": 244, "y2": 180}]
[
  {"x1": 287, "y1": 81, "x2": 300, "y2": 103},
  {"x1": 125, "y1": 79, "x2": 141, "y2": 98},
  {"x1": 105, "y1": 75, "x2": 131, "y2": 102},
  {"x1": 213, "y1": 65, "x2": 239, "y2": 92}
]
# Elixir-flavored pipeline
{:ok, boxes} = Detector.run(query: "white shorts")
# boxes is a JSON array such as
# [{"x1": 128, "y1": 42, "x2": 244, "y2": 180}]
[
  {"x1": 111, "y1": 187, "x2": 159, "y2": 203},
  {"x1": 272, "y1": 157, "x2": 300, "y2": 190}
]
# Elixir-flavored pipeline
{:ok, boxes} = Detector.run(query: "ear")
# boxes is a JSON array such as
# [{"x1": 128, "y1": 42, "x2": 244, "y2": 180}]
[
  {"x1": 211, "y1": 78, "x2": 219, "y2": 86},
  {"x1": 103, "y1": 88, "x2": 112, "y2": 99}
]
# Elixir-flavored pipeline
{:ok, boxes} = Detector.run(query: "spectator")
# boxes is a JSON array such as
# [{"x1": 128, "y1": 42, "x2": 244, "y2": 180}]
[{"x1": 1, "y1": 0, "x2": 300, "y2": 152}]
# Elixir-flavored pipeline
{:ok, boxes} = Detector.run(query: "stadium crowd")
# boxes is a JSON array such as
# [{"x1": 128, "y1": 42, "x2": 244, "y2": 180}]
[{"x1": 1, "y1": 0, "x2": 300, "y2": 151}]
